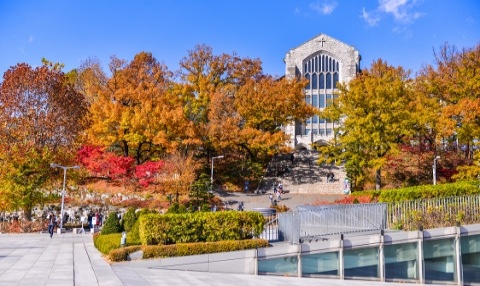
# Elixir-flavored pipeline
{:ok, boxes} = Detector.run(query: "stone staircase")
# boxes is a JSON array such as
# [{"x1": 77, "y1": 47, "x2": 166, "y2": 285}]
[{"x1": 258, "y1": 150, "x2": 347, "y2": 195}]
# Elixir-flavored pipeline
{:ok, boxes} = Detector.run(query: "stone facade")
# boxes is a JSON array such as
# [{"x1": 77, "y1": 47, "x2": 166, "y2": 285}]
[{"x1": 284, "y1": 33, "x2": 360, "y2": 150}]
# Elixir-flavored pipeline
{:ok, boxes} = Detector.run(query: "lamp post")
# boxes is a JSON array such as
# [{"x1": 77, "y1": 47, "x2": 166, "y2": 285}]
[
  {"x1": 433, "y1": 156, "x2": 440, "y2": 185},
  {"x1": 50, "y1": 163, "x2": 80, "y2": 230},
  {"x1": 210, "y1": 155, "x2": 224, "y2": 187}
]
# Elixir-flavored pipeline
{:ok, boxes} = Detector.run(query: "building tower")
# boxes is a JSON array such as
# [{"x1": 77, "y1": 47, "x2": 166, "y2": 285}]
[{"x1": 284, "y1": 33, "x2": 360, "y2": 150}]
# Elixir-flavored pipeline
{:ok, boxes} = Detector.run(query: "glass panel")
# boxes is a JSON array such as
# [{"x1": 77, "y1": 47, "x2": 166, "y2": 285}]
[
  {"x1": 319, "y1": 128, "x2": 325, "y2": 135},
  {"x1": 319, "y1": 73, "x2": 325, "y2": 89},
  {"x1": 326, "y1": 128, "x2": 332, "y2": 135},
  {"x1": 336, "y1": 61, "x2": 339, "y2": 72},
  {"x1": 326, "y1": 73, "x2": 332, "y2": 89},
  {"x1": 333, "y1": 72, "x2": 339, "y2": 89},
  {"x1": 462, "y1": 234, "x2": 480, "y2": 283},
  {"x1": 258, "y1": 256, "x2": 298, "y2": 275},
  {"x1": 312, "y1": 73, "x2": 318, "y2": 89},
  {"x1": 424, "y1": 238, "x2": 457, "y2": 282},
  {"x1": 312, "y1": 128, "x2": 318, "y2": 135},
  {"x1": 329, "y1": 58, "x2": 332, "y2": 72},
  {"x1": 305, "y1": 73, "x2": 310, "y2": 90},
  {"x1": 344, "y1": 247, "x2": 379, "y2": 278},
  {"x1": 319, "y1": 118, "x2": 325, "y2": 123},
  {"x1": 326, "y1": 94, "x2": 332, "y2": 107},
  {"x1": 302, "y1": 251, "x2": 339, "y2": 276},
  {"x1": 322, "y1": 56, "x2": 326, "y2": 72},
  {"x1": 304, "y1": 63, "x2": 307, "y2": 73},
  {"x1": 315, "y1": 56, "x2": 319, "y2": 72},
  {"x1": 313, "y1": 115, "x2": 318, "y2": 123},
  {"x1": 305, "y1": 128, "x2": 310, "y2": 135},
  {"x1": 319, "y1": 94, "x2": 325, "y2": 108},
  {"x1": 312, "y1": 94, "x2": 318, "y2": 108},
  {"x1": 332, "y1": 59, "x2": 336, "y2": 72},
  {"x1": 384, "y1": 242, "x2": 418, "y2": 280}
]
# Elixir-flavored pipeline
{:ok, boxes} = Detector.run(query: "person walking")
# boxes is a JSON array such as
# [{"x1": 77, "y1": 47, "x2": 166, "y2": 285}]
[{"x1": 47, "y1": 212, "x2": 56, "y2": 238}]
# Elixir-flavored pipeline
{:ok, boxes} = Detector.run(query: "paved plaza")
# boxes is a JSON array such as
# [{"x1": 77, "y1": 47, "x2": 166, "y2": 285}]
[{"x1": 0, "y1": 231, "x2": 428, "y2": 286}]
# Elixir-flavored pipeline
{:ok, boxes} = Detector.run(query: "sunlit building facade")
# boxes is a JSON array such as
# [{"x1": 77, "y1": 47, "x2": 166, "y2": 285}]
[{"x1": 284, "y1": 34, "x2": 361, "y2": 150}]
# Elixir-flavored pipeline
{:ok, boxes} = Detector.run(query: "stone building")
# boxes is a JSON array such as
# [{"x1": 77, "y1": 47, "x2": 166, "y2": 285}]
[{"x1": 284, "y1": 33, "x2": 361, "y2": 150}]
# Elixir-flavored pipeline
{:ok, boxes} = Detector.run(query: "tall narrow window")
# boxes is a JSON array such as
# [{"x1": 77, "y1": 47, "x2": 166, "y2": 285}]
[
  {"x1": 333, "y1": 72, "x2": 339, "y2": 89},
  {"x1": 305, "y1": 73, "x2": 310, "y2": 89},
  {"x1": 319, "y1": 94, "x2": 325, "y2": 108},
  {"x1": 312, "y1": 73, "x2": 318, "y2": 89},
  {"x1": 319, "y1": 73, "x2": 325, "y2": 89},
  {"x1": 326, "y1": 73, "x2": 332, "y2": 89},
  {"x1": 312, "y1": 94, "x2": 318, "y2": 108}
]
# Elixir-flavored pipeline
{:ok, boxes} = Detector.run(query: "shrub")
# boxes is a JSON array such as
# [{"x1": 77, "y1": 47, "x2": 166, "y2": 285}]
[
  {"x1": 101, "y1": 212, "x2": 122, "y2": 235},
  {"x1": 93, "y1": 233, "x2": 122, "y2": 254},
  {"x1": 109, "y1": 245, "x2": 142, "y2": 262},
  {"x1": 138, "y1": 211, "x2": 265, "y2": 245},
  {"x1": 142, "y1": 239, "x2": 269, "y2": 259},
  {"x1": 122, "y1": 207, "x2": 137, "y2": 232}
]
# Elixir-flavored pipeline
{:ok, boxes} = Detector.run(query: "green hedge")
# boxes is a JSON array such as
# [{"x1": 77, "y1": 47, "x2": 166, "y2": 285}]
[
  {"x1": 139, "y1": 211, "x2": 265, "y2": 245},
  {"x1": 108, "y1": 239, "x2": 269, "y2": 262},
  {"x1": 352, "y1": 181, "x2": 480, "y2": 203}
]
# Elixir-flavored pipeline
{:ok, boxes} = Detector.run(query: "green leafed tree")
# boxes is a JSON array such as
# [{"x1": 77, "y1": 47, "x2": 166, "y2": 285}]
[{"x1": 319, "y1": 59, "x2": 416, "y2": 190}]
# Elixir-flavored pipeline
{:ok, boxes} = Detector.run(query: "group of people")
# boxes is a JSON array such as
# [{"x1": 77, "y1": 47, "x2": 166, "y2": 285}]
[
  {"x1": 46, "y1": 210, "x2": 103, "y2": 238},
  {"x1": 269, "y1": 183, "x2": 284, "y2": 204}
]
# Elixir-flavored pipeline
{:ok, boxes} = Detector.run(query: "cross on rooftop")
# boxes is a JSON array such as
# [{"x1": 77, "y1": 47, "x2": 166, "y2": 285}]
[{"x1": 318, "y1": 37, "x2": 326, "y2": 47}]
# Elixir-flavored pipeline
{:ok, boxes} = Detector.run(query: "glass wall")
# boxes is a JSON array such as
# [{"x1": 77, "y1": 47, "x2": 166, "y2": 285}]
[
  {"x1": 344, "y1": 247, "x2": 379, "y2": 278},
  {"x1": 384, "y1": 242, "x2": 418, "y2": 280},
  {"x1": 461, "y1": 234, "x2": 480, "y2": 283},
  {"x1": 302, "y1": 251, "x2": 339, "y2": 277},
  {"x1": 423, "y1": 238, "x2": 457, "y2": 283},
  {"x1": 258, "y1": 256, "x2": 298, "y2": 276}
]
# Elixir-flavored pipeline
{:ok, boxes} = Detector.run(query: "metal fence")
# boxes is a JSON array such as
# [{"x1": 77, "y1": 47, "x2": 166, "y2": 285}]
[
  {"x1": 277, "y1": 203, "x2": 388, "y2": 244},
  {"x1": 387, "y1": 194, "x2": 480, "y2": 230}
]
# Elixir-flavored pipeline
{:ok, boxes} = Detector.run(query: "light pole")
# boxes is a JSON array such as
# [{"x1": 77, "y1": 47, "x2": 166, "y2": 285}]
[
  {"x1": 433, "y1": 156, "x2": 440, "y2": 185},
  {"x1": 51, "y1": 163, "x2": 80, "y2": 230},
  {"x1": 211, "y1": 155, "x2": 224, "y2": 187}
]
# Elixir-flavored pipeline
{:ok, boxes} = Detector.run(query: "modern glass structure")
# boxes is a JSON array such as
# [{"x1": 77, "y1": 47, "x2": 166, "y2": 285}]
[{"x1": 257, "y1": 224, "x2": 480, "y2": 284}]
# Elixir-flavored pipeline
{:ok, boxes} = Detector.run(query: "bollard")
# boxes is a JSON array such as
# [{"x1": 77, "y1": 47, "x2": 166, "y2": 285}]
[{"x1": 121, "y1": 231, "x2": 127, "y2": 247}]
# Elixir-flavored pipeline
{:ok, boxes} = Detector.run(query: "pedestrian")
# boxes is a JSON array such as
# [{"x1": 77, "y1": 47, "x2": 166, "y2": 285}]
[
  {"x1": 238, "y1": 202, "x2": 244, "y2": 211},
  {"x1": 47, "y1": 212, "x2": 56, "y2": 238},
  {"x1": 269, "y1": 193, "x2": 273, "y2": 203},
  {"x1": 277, "y1": 190, "x2": 281, "y2": 201}
]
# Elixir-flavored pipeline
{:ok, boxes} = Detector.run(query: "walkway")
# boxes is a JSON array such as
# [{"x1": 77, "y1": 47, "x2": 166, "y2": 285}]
[{"x1": 0, "y1": 232, "x2": 425, "y2": 286}]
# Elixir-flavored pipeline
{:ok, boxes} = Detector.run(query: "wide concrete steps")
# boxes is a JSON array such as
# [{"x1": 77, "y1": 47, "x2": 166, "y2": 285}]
[{"x1": 260, "y1": 150, "x2": 347, "y2": 195}]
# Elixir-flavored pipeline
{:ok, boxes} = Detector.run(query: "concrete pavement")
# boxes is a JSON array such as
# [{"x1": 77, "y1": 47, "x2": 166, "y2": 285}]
[{"x1": 0, "y1": 231, "x2": 429, "y2": 286}]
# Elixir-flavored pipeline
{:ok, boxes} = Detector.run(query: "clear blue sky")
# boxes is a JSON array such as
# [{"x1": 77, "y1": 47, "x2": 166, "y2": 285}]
[{"x1": 1, "y1": 0, "x2": 479, "y2": 78}]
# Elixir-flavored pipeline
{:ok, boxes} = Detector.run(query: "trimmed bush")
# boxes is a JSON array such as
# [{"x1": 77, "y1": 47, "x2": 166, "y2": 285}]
[
  {"x1": 141, "y1": 239, "x2": 269, "y2": 259},
  {"x1": 109, "y1": 245, "x2": 142, "y2": 262},
  {"x1": 93, "y1": 233, "x2": 122, "y2": 254},
  {"x1": 122, "y1": 207, "x2": 137, "y2": 232},
  {"x1": 101, "y1": 212, "x2": 123, "y2": 235},
  {"x1": 139, "y1": 211, "x2": 265, "y2": 245}
]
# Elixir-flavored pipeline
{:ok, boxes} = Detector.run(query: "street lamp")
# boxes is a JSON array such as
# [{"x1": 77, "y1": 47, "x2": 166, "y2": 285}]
[
  {"x1": 433, "y1": 156, "x2": 440, "y2": 185},
  {"x1": 51, "y1": 163, "x2": 80, "y2": 231},
  {"x1": 210, "y1": 155, "x2": 224, "y2": 187}
]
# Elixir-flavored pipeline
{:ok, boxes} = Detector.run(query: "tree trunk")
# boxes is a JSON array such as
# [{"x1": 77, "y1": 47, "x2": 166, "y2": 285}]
[{"x1": 375, "y1": 168, "x2": 381, "y2": 190}]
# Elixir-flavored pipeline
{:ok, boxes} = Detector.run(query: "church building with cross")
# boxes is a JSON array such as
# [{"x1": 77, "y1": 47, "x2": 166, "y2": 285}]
[{"x1": 283, "y1": 33, "x2": 361, "y2": 150}]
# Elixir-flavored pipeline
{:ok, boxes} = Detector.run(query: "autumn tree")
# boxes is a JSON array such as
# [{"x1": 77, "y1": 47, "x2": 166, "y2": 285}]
[
  {"x1": 179, "y1": 45, "x2": 316, "y2": 183},
  {"x1": 421, "y1": 43, "x2": 480, "y2": 159},
  {"x1": 86, "y1": 52, "x2": 194, "y2": 164},
  {"x1": 0, "y1": 62, "x2": 88, "y2": 219},
  {"x1": 319, "y1": 59, "x2": 415, "y2": 190}
]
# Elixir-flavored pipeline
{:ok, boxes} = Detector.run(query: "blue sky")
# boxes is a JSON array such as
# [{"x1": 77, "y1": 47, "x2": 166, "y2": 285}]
[{"x1": 0, "y1": 0, "x2": 479, "y2": 78}]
